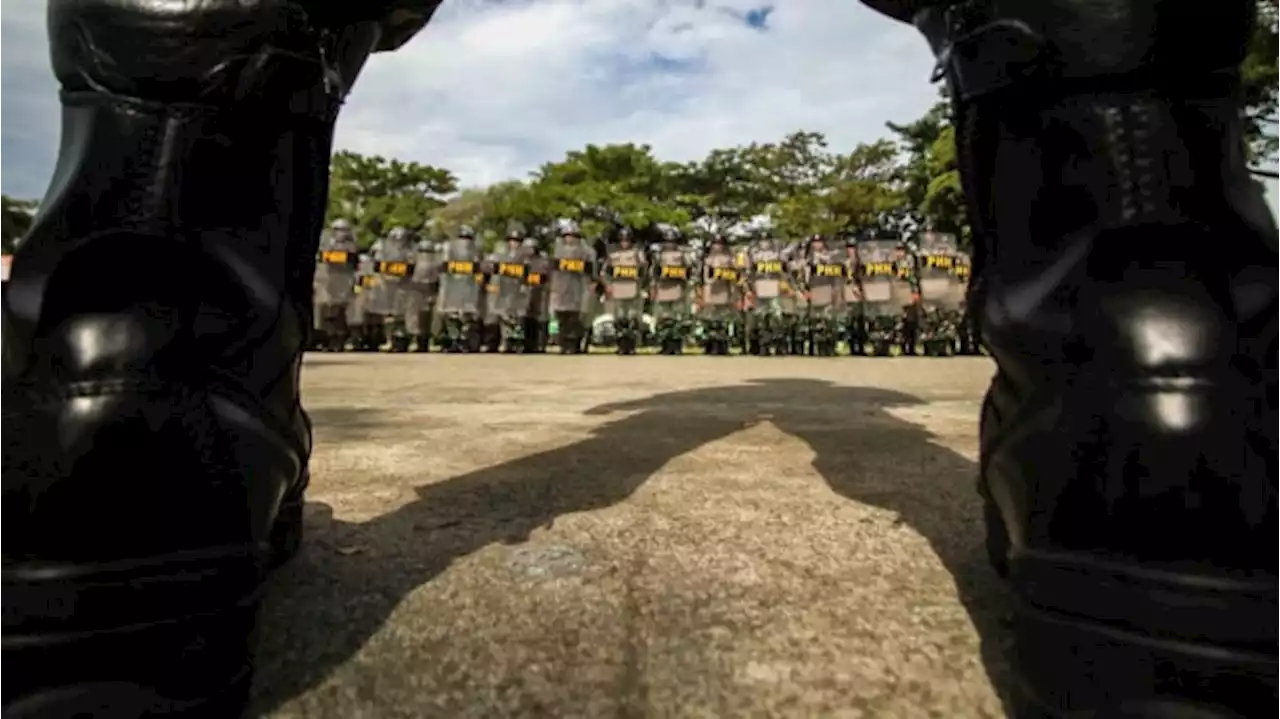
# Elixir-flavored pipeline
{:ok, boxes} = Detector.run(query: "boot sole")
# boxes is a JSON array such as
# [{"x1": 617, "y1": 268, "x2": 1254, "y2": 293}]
[
  {"x1": 2, "y1": 494, "x2": 305, "y2": 718},
  {"x1": 985, "y1": 499, "x2": 1278, "y2": 718}
]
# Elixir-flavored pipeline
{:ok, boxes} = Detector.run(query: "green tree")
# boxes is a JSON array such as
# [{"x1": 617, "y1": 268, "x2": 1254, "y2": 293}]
[
  {"x1": 524, "y1": 143, "x2": 690, "y2": 237},
  {"x1": 1, "y1": 195, "x2": 38, "y2": 253},
  {"x1": 1243, "y1": 0, "x2": 1279, "y2": 164},
  {"x1": 324, "y1": 150, "x2": 458, "y2": 248}
]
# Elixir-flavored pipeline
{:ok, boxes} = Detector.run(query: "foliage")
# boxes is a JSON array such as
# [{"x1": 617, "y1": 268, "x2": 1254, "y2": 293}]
[
  {"x1": 1, "y1": 195, "x2": 38, "y2": 253},
  {"x1": 1243, "y1": 0, "x2": 1280, "y2": 165},
  {"x1": 324, "y1": 150, "x2": 459, "y2": 249},
  {"x1": 290, "y1": 7, "x2": 1280, "y2": 250}
]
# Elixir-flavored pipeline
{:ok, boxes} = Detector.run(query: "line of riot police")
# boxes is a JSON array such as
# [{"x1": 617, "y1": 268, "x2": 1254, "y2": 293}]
[{"x1": 311, "y1": 217, "x2": 983, "y2": 357}]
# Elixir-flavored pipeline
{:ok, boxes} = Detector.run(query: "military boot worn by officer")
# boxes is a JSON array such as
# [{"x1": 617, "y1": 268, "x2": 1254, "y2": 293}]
[
  {"x1": 865, "y1": 0, "x2": 1278, "y2": 715},
  {"x1": 0, "y1": 1, "x2": 440, "y2": 716}
]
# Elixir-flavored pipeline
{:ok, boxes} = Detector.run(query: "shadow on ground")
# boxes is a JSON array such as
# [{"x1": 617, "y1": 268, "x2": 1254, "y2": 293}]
[{"x1": 252, "y1": 379, "x2": 1013, "y2": 715}]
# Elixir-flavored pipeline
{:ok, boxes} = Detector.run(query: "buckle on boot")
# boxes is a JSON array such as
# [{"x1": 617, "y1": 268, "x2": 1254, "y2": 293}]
[{"x1": 918, "y1": 1, "x2": 1051, "y2": 100}]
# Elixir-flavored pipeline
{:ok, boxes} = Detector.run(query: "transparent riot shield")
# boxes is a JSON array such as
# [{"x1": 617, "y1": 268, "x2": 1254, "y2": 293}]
[{"x1": 438, "y1": 238, "x2": 482, "y2": 314}]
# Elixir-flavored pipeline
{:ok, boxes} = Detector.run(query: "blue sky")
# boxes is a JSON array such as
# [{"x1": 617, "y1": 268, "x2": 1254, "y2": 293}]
[
  {"x1": 0, "y1": 0, "x2": 940, "y2": 200},
  {"x1": 0, "y1": 2, "x2": 942, "y2": 198}
]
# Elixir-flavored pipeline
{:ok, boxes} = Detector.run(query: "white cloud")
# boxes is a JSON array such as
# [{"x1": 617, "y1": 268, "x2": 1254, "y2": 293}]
[{"x1": 1, "y1": 0, "x2": 941, "y2": 198}]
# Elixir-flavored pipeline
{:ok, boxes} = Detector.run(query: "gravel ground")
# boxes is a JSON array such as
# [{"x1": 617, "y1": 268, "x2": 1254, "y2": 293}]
[{"x1": 251, "y1": 353, "x2": 1013, "y2": 719}]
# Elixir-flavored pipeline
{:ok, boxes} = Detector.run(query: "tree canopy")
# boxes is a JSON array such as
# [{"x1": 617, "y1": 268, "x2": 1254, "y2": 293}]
[{"x1": 3, "y1": 3, "x2": 1275, "y2": 255}]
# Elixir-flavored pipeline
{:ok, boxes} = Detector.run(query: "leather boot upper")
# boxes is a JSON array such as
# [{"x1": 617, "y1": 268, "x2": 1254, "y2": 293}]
[
  {"x1": 0, "y1": 1, "x2": 422, "y2": 565},
  {"x1": 913, "y1": 0, "x2": 1277, "y2": 573}
]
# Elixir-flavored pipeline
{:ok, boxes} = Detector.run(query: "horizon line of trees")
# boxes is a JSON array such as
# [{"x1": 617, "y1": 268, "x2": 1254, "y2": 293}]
[{"x1": 3, "y1": 3, "x2": 1275, "y2": 254}]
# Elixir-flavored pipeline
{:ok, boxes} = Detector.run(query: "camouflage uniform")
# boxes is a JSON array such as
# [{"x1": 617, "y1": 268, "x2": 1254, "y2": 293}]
[
  {"x1": 913, "y1": 231, "x2": 966, "y2": 356},
  {"x1": 436, "y1": 226, "x2": 483, "y2": 352},
  {"x1": 549, "y1": 219, "x2": 596, "y2": 354},
  {"x1": 602, "y1": 228, "x2": 646, "y2": 355},
  {"x1": 745, "y1": 236, "x2": 789, "y2": 356},
  {"x1": 405, "y1": 239, "x2": 441, "y2": 352},
  {"x1": 312, "y1": 218, "x2": 359, "y2": 351},
  {"x1": 698, "y1": 237, "x2": 740, "y2": 355},
  {"x1": 650, "y1": 227, "x2": 692, "y2": 355},
  {"x1": 804, "y1": 237, "x2": 847, "y2": 357}
]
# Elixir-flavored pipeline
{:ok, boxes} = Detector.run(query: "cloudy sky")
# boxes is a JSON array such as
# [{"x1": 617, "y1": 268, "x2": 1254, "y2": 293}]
[{"x1": 1, "y1": 0, "x2": 941, "y2": 200}]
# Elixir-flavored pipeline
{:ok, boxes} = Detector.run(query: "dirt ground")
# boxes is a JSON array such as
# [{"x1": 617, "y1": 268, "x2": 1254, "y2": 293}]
[{"x1": 251, "y1": 354, "x2": 1014, "y2": 719}]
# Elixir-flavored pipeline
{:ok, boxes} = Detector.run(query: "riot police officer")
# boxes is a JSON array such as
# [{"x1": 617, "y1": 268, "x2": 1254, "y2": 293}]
[
  {"x1": 745, "y1": 231, "x2": 788, "y2": 356},
  {"x1": 698, "y1": 235, "x2": 741, "y2": 355},
  {"x1": 371, "y1": 226, "x2": 417, "y2": 352},
  {"x1": 521, "y1": 235, "x2": 552, "y2": 353},
  {"x1": 602, "y1": 227, "x2": 647, "y2": 355},
  {"x1": 406, "y1": 238, "x2": 442, "y2": 352},
  {"x1": 650, "y1": 225, "x2": 692, "y2": 355},
  {"x1": 491, "y1": 226, "x2": 533, "y2": 353},
  {"x1": 804, "y1": 234, "x2": 847, "y2": 356},
  {"x1": 437, "y1": 225, "x2": 484, "y2": 352},
  {"x1": 549, "y1": 218, "x2": 596, "y2": 354},
  {"x1": 312, "y1": 218, "x2": 360, "y2": 351}
]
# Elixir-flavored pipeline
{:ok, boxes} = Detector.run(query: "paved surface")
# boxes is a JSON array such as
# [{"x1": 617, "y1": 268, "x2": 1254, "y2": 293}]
[{"x1": 251, "y1": 354, "x2": 1014, "y2": 718}]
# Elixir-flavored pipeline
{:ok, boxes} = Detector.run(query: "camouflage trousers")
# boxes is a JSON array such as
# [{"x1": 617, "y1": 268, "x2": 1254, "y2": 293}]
[
  {"x1": 747, "y1": 300, "x2": 787, "y2": 353},
  {"x1": 606, "y1": 298, "x2": 646, "y2": 340},
  {"x1": 806, "y1": 305, "x2": 842, "y2": 353},
  {"x1": 312, "y1": 302, "x2": 350, "y2": 350},
  {"x1": 698, "y1": 304, "x2": 738, "y2": 341},
  {"x1": 498, "y1": 314, "x2": 526, "y2": 351},
  {"x1": 554, "y1": 311, "x2": 587, "y2": 353},
  {"x1": 440, "y1": 311, "x2": 480, "y2": 351},
  {"x1": 652, "y1": 302, "x2": 689, "y2": 344},
  {"x1": 402, "y1": 286, "x2": 436, "y2": 338},
  {"x1": 917, "y1": 306, "x2": 961, "y2": 343}
]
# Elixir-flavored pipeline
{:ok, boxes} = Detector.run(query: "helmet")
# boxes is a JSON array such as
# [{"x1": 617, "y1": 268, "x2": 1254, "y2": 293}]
[
  {"x1": 556, "y1": 218, "x2": 580, "y2": 236},
  {"x1": 458, "y1": 225, "x2": 476, "y2": 239},
  {"x1": 617, "y1": 227, "x2": 634, "y2": 244},
  {"x1": 416, "y1": 238, "x2": 434, "y2": 252},
  {"x1": 521, "y1": 237, "x2": 540, "y2": 251},
  {"x1": 388, "y1": 226, "x2": 412, "y2": 242},
  {"x1": 330, "y1": 218, "x2": 352, "y2": 231},
  {"x1": 659, "y1": 224, "x2": 681, "y2": 244},
  {"x1": 506, "y1": 222, "x2": 526, "y2": 240}
]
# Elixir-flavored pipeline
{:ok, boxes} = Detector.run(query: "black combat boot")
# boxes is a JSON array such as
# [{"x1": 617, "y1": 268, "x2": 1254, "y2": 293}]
[
  {"x1": 877, "y1": 0, "x2": 1278, "y2": 715},
  {"x1": 0, "y1": 2, "x2": 437, "y2": 716}
]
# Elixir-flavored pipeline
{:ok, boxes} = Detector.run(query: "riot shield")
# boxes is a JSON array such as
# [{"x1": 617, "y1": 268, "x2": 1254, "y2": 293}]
[
  {"x1": 857, "y1": 240, "x2": 913, "y2": 318},
  {"x1": 653, "y1": 249, "x2": 690, "y2": 305},
  {"x1": 437, "y1": 238, "x2": 482, "y2": 314},
  {"x1": 749, "y1": 247, "x2": 785, "y2": 300},
  {"x1": 807, "y1": 248, "x2": 847, "y2": 310},
  {"x1": 550, "y1": 238, "x2": 593, "y2": 314},
  {"x1": 491, "y1": 249, "x2": 530, "y2": 319},
  {"x1": 606, "y1": 247, "x2": 643, "y2": 302},
  {"x1": 915, "y1": 232, "x2": 964, "y2": 312},
  {"x1": 701, "y1": 253, "x2": 739, "y2": 307},
  {"x1": 314, "y1": 233, "x2": 359, "y2": 306}
]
